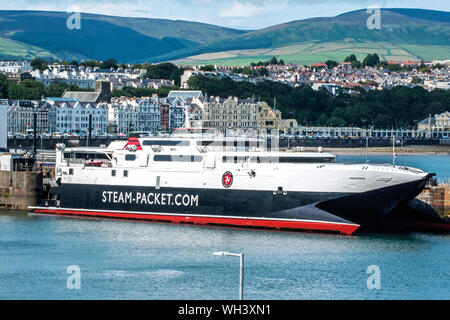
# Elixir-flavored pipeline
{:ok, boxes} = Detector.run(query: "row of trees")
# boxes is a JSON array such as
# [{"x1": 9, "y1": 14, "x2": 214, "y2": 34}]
[
  {"x1": 111, "y1": 86, "x2": 173, "y2": 98},
  {"x1": 0, "y1": 74, "x2": 90, "y2": 100},
  {"x1": 325, "y1": 53, "x2": 443, "y2": 72},
  {"x1": 186, "y1": 75, "x2": 449, "y2": 129},
  {"x1": 250, "y1": 57, "x2": 285, "y2": 67}
]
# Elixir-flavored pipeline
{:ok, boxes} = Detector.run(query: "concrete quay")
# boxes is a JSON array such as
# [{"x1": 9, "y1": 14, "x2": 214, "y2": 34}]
[{"x1": 417, "y1": 183, "x2": 450, "y2": 218}]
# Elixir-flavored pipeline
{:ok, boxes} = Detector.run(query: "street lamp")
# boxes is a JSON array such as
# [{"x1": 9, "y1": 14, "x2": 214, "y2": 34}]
[{"x1": 213, "y1": 251, "x2": 244, "y2": 300}]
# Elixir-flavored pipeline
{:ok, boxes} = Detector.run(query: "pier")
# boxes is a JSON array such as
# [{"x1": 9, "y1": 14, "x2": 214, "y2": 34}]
[
  {"x1": 417, "y1": 183, "x2": 450, "y2": 218},
  {"x1": 0, "y1": 153, "x2": 44, "y2": 210}
]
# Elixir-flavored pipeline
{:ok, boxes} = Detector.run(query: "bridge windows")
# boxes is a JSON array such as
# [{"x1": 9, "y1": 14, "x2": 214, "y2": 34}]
[
  {"x1": 125, "y1": 154, "x2": 136, "y2": 161},
  {"x1": 142, "y1": 140, "x2": 190, "y2": 147},
  {"x1": 250, "y1": 156, "x2": 334, "y2": 163},
  {"x1": 153, "y1": 155, "x2": 203, "y2": 163}
]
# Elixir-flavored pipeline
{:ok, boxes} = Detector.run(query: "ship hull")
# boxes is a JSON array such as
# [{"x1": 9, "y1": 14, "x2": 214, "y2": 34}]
[{"x1": 31, "y1": 175, "x2": 432, "y2": 235}]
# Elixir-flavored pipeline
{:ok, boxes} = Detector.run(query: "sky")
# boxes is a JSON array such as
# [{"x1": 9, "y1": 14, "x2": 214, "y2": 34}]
[{"x1": 0, "y1": 0, "x2": 448, "y2": 29}]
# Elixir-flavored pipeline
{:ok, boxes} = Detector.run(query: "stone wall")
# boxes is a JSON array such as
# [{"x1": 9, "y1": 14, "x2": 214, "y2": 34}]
[
  {"x1": 0, "y1": 171, "x2": 43, "y2": 210},
  {"x1": 417, "y1": 184, "x2": 450, "y2": 218}
]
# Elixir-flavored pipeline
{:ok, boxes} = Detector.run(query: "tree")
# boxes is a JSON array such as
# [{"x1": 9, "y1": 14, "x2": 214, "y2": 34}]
[
  {"x1": 200, "y1": 65, "x2": 215, "y2": 71},
  {"x1": 325, "y1": 116, "x2": 346, "y2": 127},
  {"x1": 100, "y1": 58, "x2": 118, "y2": 69},
  {"x1": 30, "y1": 58, "x2": 48, "y2": 71},
  {"x1": 362, "y1": 53, "x2": 380, "y2": 67},
  {"x1": 0, "y1": 74, "x2": 8, "y2": 98},
  {"x1": 8, "y1": 79, "x2": 45, "y2": 100},
  {"x1": 351, "y1": 60, "x2": 362, "y2": 69},
  {"x1": 344, "y1": 54, "x2": 357, "y2": 63},
  {"x1": 344, "y1": 54, "x2": 361, "y2": 68},
  {"x1": 387, "y1": 63, "x2": 401, "y2": 72},
  {"x1": 258, "y1": 67, "x2": 269, "y2": 77},
  {"x1": 374, "y1": 114, "x2": 392, "y2": 128},
  {"x1": 145, "y1": 62, "x2": 184, "y2": 86},
  {"x1": 411, "y1": 77, "x2": 422, "y2": 84},
  {"x1": 80, "y1": 60, "x2": 101, "y2": 68},
  {"x1": 269, "y1": 57, "x2": 278, "y2": 65},
  {"x1": 325, "y1": 60, "x2": 338, "y2": 69}
]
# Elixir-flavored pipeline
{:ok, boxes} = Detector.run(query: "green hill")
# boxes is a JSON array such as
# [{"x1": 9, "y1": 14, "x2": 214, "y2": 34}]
[
  {"x1": 0, "y1": 9, "x2": 448, "y2": 64},
  {"x1": 0, "y1": 10, "x2": 246, "y2": 62},
  {"x1": 152, "y1": 8, "x2": 450, "y2": 63}
]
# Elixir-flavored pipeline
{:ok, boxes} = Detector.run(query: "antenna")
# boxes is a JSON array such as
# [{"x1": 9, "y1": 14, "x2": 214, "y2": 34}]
[
  {"x1": 392, "y1": 133, "x2": 396, "y2": 167},
  {"x1": 365, "y1": 133, "x2": 369, "y2": 163}
]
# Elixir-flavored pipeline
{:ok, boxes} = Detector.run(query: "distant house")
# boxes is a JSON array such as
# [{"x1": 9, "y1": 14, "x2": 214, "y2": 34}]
[
  {"x1": 338, "y1": 62, "x2": 352, "y2": 69},
  {"x1": 310, "y1": 63, "x2": 327, "y2": 69},
  {"x1": 281, "y1": 119, "x2": 299, "y2": 135},
  {"x1": 168, "y1": 90, "x2": 204, "y2": 100},
  {"x1": 417, "y1": 115, "x2": 436, "y2": 132},
  {"x1": 145, "y1": 79, "x2": 175, "y2": 89},
  {"x1": 401, "y1": 60, "x2": 419, "y2": 67},
  {"x1": 63, "y1": 79, "x2": 111, "y2": 103}
]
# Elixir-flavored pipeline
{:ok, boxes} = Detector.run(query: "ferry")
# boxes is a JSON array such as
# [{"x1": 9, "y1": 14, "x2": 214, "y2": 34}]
[{"x1": 30, "y1": 132, "x2": 434, "y2": 235}]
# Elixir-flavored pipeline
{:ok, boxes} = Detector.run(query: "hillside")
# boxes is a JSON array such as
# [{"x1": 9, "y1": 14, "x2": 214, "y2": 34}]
[
  {"x1": 155, "y1": 8, "x2": 450, "y2": 63},
  {"x1": 0, "y1": 10, "x2": 246, "y2": 62},
  {"x1": 0, "y1": 9, "x2": 448, "y2": 64}
]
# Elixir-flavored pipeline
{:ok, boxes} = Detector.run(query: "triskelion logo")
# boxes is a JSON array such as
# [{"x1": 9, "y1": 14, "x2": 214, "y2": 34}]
[{"x1": 222, "y1": 172, "x2": 233, "y2": 188}]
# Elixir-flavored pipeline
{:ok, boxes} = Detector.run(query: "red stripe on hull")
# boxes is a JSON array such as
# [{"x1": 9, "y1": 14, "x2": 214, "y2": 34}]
[{"x1": 33, "y1": 209, "x2": 359, "y2": 235}]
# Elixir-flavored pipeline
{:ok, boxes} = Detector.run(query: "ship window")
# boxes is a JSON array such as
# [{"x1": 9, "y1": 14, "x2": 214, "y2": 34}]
[
  {"x1": 123, "y1": 170, "x2": 128, "y2": 177},
  {"x1": 111, "y1": 170, "x2": 116, "y2": 177},
  {"x1": 153, "y1": 155, "x2": 203, "y2": 162},
  {"x1": 142, "y1": 140, "x2": 190, "y2": 147},
  {"x1": 222, "y1": 156, "x2": 249, "y2": 163},
  {"x1": 74, "y1": 153, "x2": 109, "y2": 160},
  {"x1": 125, "y1": 154, "x2": 136, "y2": 161},
  {"x1": 251, "y1": 156, "x2": 334, "y2": 163},
  {"x1": 69, "y1": 168, "x2": 73, "y2": 175},
  {"x1": 199, "y1": 140, "x2": 254, "y2": 148}
]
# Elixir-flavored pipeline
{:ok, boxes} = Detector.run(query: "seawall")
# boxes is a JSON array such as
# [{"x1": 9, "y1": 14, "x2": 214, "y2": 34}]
[
  {"x1": 417, "y1": 183, "x2": 450, "y2": 218},
  {"x1": 0, "y1": 171, "x2": 43, "y2": 210}
]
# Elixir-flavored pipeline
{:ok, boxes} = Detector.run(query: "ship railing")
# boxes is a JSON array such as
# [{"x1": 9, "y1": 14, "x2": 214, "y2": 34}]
[{"x1": 65, "y1": 158, "x2": 112, "y2": 168}]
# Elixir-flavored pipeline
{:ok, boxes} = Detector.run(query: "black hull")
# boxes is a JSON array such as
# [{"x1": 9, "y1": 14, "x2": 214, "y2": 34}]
[{"x1": 32, "y1": 175, "x2": 433, "y2": 235}]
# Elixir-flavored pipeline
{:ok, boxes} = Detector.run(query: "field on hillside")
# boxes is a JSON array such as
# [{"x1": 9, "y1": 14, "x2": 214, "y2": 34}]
[
  {"x1": 0, "y1": 37, "x2": 54, "y2": 60},
  {"x1": 175, "y1": 41, "x2": 450, "y2": 66}
]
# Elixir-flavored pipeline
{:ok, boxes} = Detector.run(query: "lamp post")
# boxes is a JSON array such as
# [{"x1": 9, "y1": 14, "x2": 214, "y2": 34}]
[{"x1": 213, "y1": 251, "x2": 244, "y2": 300}]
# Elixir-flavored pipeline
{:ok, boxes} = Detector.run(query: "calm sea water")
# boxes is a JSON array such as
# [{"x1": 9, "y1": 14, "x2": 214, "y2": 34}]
[{"x1": 0, "y1": 155, "x2": 449, "y2": 300}]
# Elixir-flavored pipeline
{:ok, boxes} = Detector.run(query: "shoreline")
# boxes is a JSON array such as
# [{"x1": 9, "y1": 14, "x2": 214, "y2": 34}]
[{"x1": 317, "y1": 145, "x2": 450, "y2": 156}]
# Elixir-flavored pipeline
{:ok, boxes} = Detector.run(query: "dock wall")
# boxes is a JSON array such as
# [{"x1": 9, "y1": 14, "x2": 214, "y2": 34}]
[
  {"x1": 417, "y1": 184, "x2": 450, "y2": 218},
  {"x1": 0, "y1": 171, "x2": 43, "y2": 210}
]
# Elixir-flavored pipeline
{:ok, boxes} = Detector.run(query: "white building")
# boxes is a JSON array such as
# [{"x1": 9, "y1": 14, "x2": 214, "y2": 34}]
[
  {"x1": 8, "y1": 100, "x2": 37, "y2": 134},
  {"x1": 0, "y1": 100, "x2": 8, "y2": 149},
  {"x1": 108, "y1": 99, "x2": 139, "y2": 134},
  {"x1": 0, "y1": 61, "x2": 32, "y2": 74},
  {"x1": 47, "y1": 100, "x2": 108, "y2": 134}
]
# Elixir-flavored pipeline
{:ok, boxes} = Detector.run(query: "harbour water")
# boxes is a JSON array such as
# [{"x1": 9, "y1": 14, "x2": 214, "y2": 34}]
[{"x1": 0, "y1": 155, "x2": 449, "y2": 300}]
